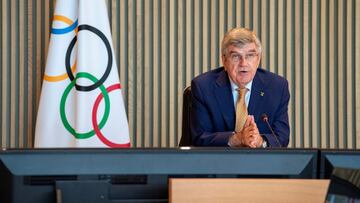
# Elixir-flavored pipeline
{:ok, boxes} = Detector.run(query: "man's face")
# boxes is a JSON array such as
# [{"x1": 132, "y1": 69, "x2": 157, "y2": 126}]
[{"x1": 222, "y1": 43, "x2": 260, "y2": 88}]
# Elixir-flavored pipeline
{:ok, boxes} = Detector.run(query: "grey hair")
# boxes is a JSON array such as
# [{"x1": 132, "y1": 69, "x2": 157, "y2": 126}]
[{"x1": 221, "y1": 28, "x2": 262, "y2": 56}]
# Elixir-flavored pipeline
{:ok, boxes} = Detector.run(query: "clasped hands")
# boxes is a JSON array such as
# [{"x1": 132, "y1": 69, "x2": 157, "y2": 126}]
[{"x1": 229, "y1": 115, "x2": 263, "y2": 148}]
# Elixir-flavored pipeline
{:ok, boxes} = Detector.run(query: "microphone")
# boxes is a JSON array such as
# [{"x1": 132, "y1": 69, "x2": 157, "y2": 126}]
[{"x1": 261, "y1": 114, "x2": 282, "y2": 147}]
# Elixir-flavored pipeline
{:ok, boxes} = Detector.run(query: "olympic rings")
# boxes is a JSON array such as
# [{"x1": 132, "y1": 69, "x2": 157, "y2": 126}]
[
  {"x1": 53, "y1": 19, "x2": 129, "y2": 147},
  {"x1": 92, "y1": 84, "x2": 131, "y2": 147},
  {"x1": 65, "y1": 24, "x2": 112, "y2": 92},
  {"x1": 51, "y1": 15, "x2": 78, "y2": 35},
  {"x1": 44, "y1": 15, "x2": 77, "y2": 82},
  {"x1": 60, "y1": 72, "x2": 110, "y2": 139}
]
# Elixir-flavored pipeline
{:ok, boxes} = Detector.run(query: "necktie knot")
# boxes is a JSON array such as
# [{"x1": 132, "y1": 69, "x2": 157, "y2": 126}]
[{"x1": 237, "y1": 88, "x2": 248, "y2": 99}]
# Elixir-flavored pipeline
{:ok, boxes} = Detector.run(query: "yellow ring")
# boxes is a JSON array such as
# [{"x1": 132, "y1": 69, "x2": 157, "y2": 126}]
[{"x1": 44, "y1": 15, "x2": 77, "y2": 82}]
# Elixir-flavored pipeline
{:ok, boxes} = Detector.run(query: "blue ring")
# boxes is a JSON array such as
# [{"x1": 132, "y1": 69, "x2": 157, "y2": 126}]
[{"x1": 51, "y1": 19, "x2": 78, "y2": 34}]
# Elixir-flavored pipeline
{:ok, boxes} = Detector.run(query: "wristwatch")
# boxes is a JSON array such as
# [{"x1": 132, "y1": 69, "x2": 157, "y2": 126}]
[{"x1": 262, "y1": 140, "x2": 268, "y2": 148}]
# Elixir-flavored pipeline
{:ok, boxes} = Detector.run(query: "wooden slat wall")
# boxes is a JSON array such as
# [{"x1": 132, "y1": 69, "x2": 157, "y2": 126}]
[{"x1": 0, "y1": 0, "x2": 359, "y2": 148}]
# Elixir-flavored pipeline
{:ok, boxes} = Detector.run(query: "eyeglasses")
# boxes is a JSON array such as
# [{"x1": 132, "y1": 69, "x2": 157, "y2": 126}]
[{"x1": 227, "y1": 52, "x2": 259, "y2": 63}]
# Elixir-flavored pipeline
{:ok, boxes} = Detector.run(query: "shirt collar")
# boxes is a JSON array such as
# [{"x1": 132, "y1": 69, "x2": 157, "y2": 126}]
[{"x1": 229, "y1": 77, "x2": 253, "y2": 92}]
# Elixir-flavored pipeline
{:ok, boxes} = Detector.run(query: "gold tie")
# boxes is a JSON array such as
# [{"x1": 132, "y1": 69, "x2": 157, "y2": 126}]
[{"x1": 235, "y1": 88, "x2": 248, "y2": 132}]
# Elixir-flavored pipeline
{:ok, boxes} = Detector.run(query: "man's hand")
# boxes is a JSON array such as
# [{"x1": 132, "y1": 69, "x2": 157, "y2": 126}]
[
  {"x1": 229, "y1": 115, "x2": 263, "y2": 148},
  {"x1": 228, "y1": 116, "x2": 251, "y2": 147},
  {"x1": 248, "y1": 117, "x2": 263, "y2": 148}
]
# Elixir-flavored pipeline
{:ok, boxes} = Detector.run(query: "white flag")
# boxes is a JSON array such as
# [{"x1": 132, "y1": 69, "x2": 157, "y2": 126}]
[{"x1": 35, "y1": 0, "x2": 130, "y2": 148}]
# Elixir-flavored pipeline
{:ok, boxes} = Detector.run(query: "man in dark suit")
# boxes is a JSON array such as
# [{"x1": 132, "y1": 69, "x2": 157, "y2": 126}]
[{"x1": 190, "y1": 28, "x2": 290, "y2": 147}]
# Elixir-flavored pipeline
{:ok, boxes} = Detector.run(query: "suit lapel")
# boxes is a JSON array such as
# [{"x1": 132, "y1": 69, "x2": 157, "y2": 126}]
[
  {"x1": 214, "y1": 70, "x2": 235, "y2": 130},
  {"x1": 248, "y1": 70, "x2": 267, "y2": 119}
]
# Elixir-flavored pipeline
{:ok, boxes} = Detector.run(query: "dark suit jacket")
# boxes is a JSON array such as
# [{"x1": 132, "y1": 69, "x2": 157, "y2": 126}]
[{"x1": 190, "y1": 67, "x2": 290, "y2": 147}]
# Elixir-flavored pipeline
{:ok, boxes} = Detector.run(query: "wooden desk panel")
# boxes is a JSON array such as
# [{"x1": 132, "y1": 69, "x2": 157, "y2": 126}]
[{"x1": 169, "y1": 178, "x2": 330, "y2": 203}]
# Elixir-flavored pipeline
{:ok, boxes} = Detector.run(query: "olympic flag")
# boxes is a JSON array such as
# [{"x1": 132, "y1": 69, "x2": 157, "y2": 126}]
[{"x1": 35, "y1": 0, "x2": 131, "y2": 147}]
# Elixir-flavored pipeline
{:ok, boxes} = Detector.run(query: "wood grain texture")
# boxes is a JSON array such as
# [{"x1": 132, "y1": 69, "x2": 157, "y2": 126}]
[{"x1": 169, "y1": 178, "x2": 330, "y2": 203}]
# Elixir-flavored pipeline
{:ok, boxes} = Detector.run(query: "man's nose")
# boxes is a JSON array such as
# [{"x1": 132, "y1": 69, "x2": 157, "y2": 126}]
[{"x1": 238, "y1": 56, "x2": 247, "y2": 66}]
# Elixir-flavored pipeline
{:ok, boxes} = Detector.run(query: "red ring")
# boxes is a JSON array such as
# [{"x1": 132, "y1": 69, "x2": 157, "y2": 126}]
[{"x1": 92, "y1": 83, "x2": 131, "y2": 147}]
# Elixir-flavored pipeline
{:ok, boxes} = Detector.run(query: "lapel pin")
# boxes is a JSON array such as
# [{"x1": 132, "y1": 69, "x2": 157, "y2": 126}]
[{"x1": 260, "y1": 91, "x2": 264, "y2": 97}]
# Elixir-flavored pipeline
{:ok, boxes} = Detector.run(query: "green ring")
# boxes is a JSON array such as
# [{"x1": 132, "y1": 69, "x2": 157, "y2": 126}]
[{"x1": 60, "y1": 72, "x2": 110, "y2": 139}]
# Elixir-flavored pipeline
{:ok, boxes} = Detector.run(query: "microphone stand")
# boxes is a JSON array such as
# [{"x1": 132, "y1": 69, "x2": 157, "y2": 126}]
[{"x1": 261, "y1": 114, "x2": 282, "y2": 148}]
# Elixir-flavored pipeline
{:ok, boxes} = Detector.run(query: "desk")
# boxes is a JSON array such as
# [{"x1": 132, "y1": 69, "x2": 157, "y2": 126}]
[
  {"x1": 0, "y1": 148, "x2": 358, "y2": 202},
  {"x1": 0, "y1": 148, "x2": 318, "y2": 177},
  {"x1": 169, "y1": 178, "x2": 330, "y2": 203}
]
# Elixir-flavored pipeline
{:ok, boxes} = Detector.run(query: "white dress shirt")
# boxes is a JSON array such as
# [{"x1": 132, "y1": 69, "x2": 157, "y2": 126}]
[{"x1": 228, "y1": 78, "x2": 253, "y2": 109}]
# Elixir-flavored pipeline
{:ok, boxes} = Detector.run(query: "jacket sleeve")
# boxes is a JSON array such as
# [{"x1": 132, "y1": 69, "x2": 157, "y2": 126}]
[{"x1": 190, "y1": 80, "x2": 233, "y2": 146}]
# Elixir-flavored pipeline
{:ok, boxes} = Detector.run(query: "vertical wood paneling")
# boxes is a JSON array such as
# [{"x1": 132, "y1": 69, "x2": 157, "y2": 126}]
[
  {"x1": 320, "y1": 0, "x2": 327, "y2": 148},
  {"x1": 314, "y1": 0, "x2": 321, "y2": 148},
  {"x1": 19, "y1": 0, "x2": 25, "y2": 147},
  {"x1": 0, "y1": 0, "x2": 359, "y2": 149},
  {"x1": 153, "y1": 0, "x2": 160, "y2": 147},
  {"x1": 162, "y1": 0, "x2": 169, "y2": 147},
  {"x1": 27, "y1": 0, "x2": 34, "y2": 148},
  {"x1": 329, "y1": 0, "x2": 335, "y2": 148},
  {"x1": 277, "y1": 0, "x2": 284, "y2": 76},
  {"x1": 2, "y1": 0, "x2": 10, "y2": 147},
  {"x1": 356, "y1": 0, "x2": 360, "y2": 148},
  {"x1": 252, "y1": 0, "x2": 259, "y2": 36},
  {"x1": 172, "y1": 0, "x2": 179, "y2": 147},
  {"x1": 343, "y1": 1, "x2": 356, "y2": 148},
  {"x1": 338, "y1": 0, "x2": 344, "y2": 148},
  {"x1": 142, "y1": 0, "x2": 149, "y2": 147},
  {"x1": 202, "y1": 0, "x2": 209, "y2": 71},
  {"x1": 236, "y1": 0, "x2": 242, "y2": 27},
  {"x1": 260, "y1": 0, "x2": 267, "y2": 69},
  {"x1": 179, "y1": 0, "x2": 186, "y2": 143},
  {"x1": 208, "y1": 0, "x2": 215, "y2": 67},
  {"x1": 10, "y1": 0, "x2": 14, "y2": 146},
  {"x1": 294, "y1": 0, "x2": 301, "y2": 147},
  {"x1": 286, "y1": 0, "x2": 294, "y2": 146},
  {"x1": 303, "y1": 0, "x2": 310, "y2": 148},
  {"x1": 268, "y1": 1, "x2": 275, "y2": 73}
]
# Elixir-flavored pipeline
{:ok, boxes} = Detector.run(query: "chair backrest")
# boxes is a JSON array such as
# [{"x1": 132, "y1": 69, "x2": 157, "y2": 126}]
[{"x1": 179, "y1": 86, "x2": 192, "y2": 146}]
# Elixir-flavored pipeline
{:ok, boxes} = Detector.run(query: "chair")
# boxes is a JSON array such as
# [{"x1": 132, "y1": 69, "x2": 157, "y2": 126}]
[{"x1": 179, "y1": 86, "x2": 192, "y2": 146}]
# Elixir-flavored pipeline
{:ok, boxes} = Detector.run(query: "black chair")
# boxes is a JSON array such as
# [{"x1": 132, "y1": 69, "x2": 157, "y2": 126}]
[{"x1": 179, "y1": 86, "x2": 192, "y2": 146}]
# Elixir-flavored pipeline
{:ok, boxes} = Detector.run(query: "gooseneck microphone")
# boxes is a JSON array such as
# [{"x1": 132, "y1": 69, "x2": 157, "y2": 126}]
[{"x1": 261, "y1": 114, "x2": 282, "y2": 147}]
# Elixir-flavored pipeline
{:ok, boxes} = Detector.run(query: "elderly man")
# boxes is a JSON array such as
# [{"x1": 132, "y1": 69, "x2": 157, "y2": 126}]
[{"x1": 190, "y1": 28, "x2": 290, "y2": 148}]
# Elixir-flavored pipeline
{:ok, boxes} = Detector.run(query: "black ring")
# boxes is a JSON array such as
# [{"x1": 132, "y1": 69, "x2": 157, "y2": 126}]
[{"x1": 65, "y1": 24, "x2": 112, "y2": 91}]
